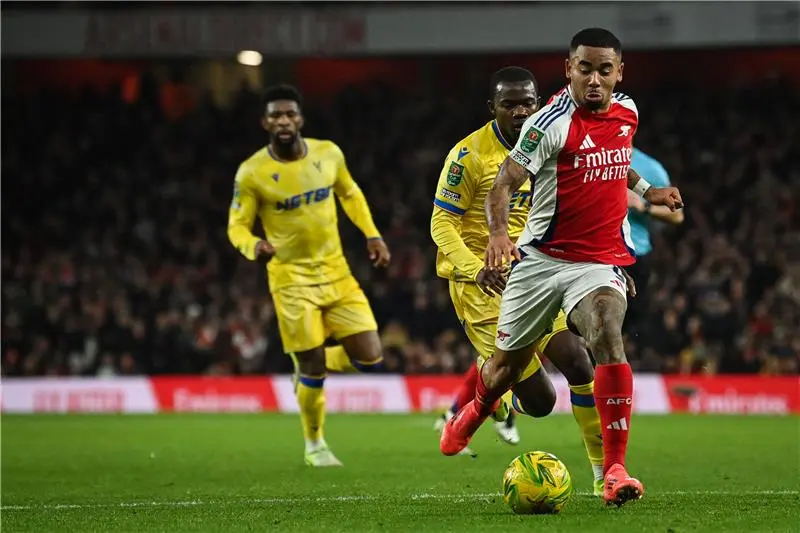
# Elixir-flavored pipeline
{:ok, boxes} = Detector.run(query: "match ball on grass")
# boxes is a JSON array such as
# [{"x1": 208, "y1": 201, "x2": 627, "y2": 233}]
[{"x1": 502, "y1": 451, "x2": 574, "y2": 514}]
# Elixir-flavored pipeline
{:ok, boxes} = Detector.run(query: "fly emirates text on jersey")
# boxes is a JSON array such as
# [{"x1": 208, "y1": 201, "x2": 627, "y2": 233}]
[{"x1": 574, "y1": 146, "x2": 633, "y2": 184}]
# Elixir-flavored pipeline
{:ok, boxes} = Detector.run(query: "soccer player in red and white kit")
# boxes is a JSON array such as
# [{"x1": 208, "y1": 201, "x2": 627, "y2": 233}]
[{"x1": 440, "y1": 28, "x2": 683, "y2": 507}]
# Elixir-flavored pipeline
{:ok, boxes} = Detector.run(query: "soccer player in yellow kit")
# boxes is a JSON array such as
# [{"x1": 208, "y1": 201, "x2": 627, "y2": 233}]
[
  {"x1": 228, "y1": 84, "x2": 391, "y2": 467},
  {"x1": 430, "y1": 67, "x2": 605, "y2": 495}
]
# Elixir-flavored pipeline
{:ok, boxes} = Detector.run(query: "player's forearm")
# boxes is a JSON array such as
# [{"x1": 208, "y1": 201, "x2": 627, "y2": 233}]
[
  {"x1": 627, "y1": 167, "x2": 653, "y2": 196},
  {"x1": 227, "y1": 224, "x2": 262, "y2": 261},
  {"x1": 647, "y1": 204, "x2": 685, "y2": 225},
  {"x1": 485, "y1": 183, "x2": 512, "y2": 236},
  {"x1": 339, "y1": 187, "x2": 381, "y2": 239},
  {"x1": 430, "y1": 209, "x2": 484, "y2": 280}
]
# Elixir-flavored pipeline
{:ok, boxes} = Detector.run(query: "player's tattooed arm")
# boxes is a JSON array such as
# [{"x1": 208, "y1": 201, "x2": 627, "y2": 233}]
[
  {"x1": 483, "y1": 158, "x2": 531, "y2": 269},
  {"x1": 485, "y1": 158, "x2": 533, "y2": 236}
]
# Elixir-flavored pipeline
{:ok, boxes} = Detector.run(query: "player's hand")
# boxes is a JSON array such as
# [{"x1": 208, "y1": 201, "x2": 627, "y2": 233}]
[
  {"x1": 367, "y1": 238, "x2": 391, "y2": 267},
  {"x1": 644, "y1": 186, "x2": 683, "y2": 211},
  {"x1": 476, "y1": 267, "x2": 508, "y2": 297},
  {"x1": 254, "y1": 240, "x2": 276, "y2": 261},
  {"x1": 485, "y1": 231, "x2": 521, "y2": 271},
  {"x1": 621, "y1": 268, "x2": 637, "y2": 298},
  {"x1": 627, "y1": 189, "x2": 647, "y2": 213}
]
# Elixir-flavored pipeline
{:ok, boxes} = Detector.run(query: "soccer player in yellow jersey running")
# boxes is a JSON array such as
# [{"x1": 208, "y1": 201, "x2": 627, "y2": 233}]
[
  {"x1": 431, "y1": 67, "x2": 610, "y2": 495},
  {"x1": 228, "y1": 84, "x2": 391, "y2": 467}
]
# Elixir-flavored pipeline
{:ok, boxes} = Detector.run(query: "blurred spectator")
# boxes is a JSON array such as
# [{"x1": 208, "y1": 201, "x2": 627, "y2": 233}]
[{"x1": 2, "y1": 72, "x2": 798, "y2": 377}]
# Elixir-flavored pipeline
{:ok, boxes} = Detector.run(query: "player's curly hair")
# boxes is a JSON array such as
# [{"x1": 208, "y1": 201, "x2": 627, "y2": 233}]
[
  {"x1": 489, "y1": 67, "x2": 538, "y2": 98},
  {"x1": 263, "y1": 84, "x2": 303, "y2": 109},
  {"x1": 570, "y1": 27, "x2": 622, "y2": 56}
]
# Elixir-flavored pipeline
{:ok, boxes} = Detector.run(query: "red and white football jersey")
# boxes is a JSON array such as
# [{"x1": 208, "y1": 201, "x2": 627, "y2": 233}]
[{"x1": 509, "y1": 85, "x2": 638, "y2": 266}]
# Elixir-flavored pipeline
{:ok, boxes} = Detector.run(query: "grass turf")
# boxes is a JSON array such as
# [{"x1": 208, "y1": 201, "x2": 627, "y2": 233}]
[{"x1": 2, "y1": 414, "x2": 799, "y2": 532}]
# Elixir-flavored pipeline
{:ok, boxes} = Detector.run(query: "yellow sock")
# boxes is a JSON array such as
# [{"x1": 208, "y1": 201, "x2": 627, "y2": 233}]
[
  {"x1": 296, "y1": 375, "x2": 326, "y2": 443},
  {"x1": 569, "y1": 381, "x2": 604, "y2": 478},
  {"x1": 491, "y1": 390, "x2": 514, "y2": 421},
  {"x1": 324, "y1": 346, "x2": 357, "y2": 373}
]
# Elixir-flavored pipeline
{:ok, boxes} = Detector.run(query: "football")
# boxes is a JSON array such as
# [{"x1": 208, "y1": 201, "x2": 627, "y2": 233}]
[{"x1": 502, "y1": 451, "x2": 574, "y2": 514}]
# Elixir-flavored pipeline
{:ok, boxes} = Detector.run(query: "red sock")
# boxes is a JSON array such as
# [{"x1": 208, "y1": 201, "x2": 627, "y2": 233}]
[
  {"x1": 450, "y1": 362, "x2": 478, "y2": 413},
  {"x1": 474, "y1": 365, "x2": 506, "y2": 417},
  {"x1": 594, "y1": 363, "x2": 634, "y2": 474}
]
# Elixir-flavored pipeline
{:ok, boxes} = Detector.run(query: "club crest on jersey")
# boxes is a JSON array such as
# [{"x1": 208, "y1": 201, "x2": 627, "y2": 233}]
[
  {"x1": 619, "y1": 125, "x2": 631, "y2": 137},
  {"x1": 446, "y1": 162, "x2": 465, "y2": 186},
  {"x1": 520, "y1": 126, "x2": 544, "y2": 153}
]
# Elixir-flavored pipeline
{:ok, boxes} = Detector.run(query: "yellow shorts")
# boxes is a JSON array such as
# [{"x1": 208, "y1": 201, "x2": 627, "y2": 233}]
[
  {"x1": 272, "y1": 276, "x2": 378, "y2": 353},
  {"x1": 448, "y1": 280, "x2": 568, "y2": 381}
]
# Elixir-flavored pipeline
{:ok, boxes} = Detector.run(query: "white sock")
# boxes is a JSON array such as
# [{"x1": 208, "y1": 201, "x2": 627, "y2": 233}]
[{"x1": 592, "y1": 464, "x2": 604, "y2": 481}]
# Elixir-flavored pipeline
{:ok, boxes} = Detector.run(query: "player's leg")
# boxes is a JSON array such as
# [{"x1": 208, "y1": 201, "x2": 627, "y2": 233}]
[
  {"x1": 272, "y1": 287, "x2": 341, "y2": 467},
  {"x1": 565, "y1": 265, "x2": 643, "y2": 506},
  {"x1": 531, "y1": 315, "x2": 605, "y2": 496},
  {"x1": 453, "y1": 281, "x2": 523, "y2": 445},
  {"x1": 440, "y1": 251, "x2": 562, "y2": 456},
  {"x1": 466, "y1": 319, "x2": 524, "y2": 446},
  {"x1": 433, "y1": 282, "x2": 478, "y2": 432},
  {"x1": 324, "y1": 276, "x2": 385, "y2": 372},
  {"x1": 323, "y1": 343, "x2": 357, "y2": 373}
]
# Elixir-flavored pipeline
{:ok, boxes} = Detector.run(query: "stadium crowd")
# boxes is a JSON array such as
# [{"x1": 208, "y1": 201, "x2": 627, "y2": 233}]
[{"x1": 2, "y1": 71, "x2": 798, "y2": 378}]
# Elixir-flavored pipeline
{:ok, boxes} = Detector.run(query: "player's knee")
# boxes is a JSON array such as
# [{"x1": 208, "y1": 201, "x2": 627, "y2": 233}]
[
  {"x1": 294, "y1": 348, "x2": 327, "y2": 376},
  {"x1": 342, "y1": 331, "x2": 383, "y2": 363},
  {"x1": 512, "y1": 371, "x2": 556, "y2": 418},
  {"x1": 513, "y1": 386, "x2": 556, "y2": 418},
  {"x1": 588, "y1": 305, "x2": 625, "y2": 364},
  {"x1": 561, "y1": 346, "x2": 595, "y2": 385}
]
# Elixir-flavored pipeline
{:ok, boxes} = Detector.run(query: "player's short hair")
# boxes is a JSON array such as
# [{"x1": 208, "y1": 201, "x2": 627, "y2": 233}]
[
  {"x1": 489, "y1": 67, "x2": 538, "y2": 98},
  {"x1": 569, "y1": 27, "x2": 622, "y2": 56},
  {"x1": 263, "y1": 84, "x2": 303, "y2": 110}
]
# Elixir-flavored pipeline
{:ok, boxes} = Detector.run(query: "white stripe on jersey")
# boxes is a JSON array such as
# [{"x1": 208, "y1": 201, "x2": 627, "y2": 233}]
[{"x1": 511, "y1": 93, "x2": 576, "y2": 249}]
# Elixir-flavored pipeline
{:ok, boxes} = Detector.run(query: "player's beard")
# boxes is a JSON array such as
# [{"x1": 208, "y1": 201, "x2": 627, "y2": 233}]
[{"x1": 271, "y1": 131, "x2": 298, "y2": 147}]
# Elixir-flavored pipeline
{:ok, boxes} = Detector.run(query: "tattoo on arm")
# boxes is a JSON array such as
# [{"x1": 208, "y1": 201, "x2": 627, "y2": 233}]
[
  {"x1": 485, "y1": 158, "x2": 532, "y2": 235},
  {"x1": 627, "y1": 167, "x2": 642, "y2": 190}
]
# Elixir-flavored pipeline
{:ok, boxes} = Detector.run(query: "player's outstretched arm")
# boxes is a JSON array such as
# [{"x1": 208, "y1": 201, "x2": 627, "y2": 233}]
[
  {"x1": 627, "y1": 168, "x2": 684, "y2": 211},
  {"x1": 228, "y1": 169, "x2": 275, "y2": 261},
  {"x1": 484, "y1": 158, "x2": 531, "y2": 270},
  {"x1": 332, "y1": 148, "x2": 390, "y2": 267}
]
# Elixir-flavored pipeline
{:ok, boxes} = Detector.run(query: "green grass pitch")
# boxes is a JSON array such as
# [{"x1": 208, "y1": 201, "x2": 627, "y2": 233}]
[{"x1": 2, "y1": 414, "x2": 799, "y2": 532}]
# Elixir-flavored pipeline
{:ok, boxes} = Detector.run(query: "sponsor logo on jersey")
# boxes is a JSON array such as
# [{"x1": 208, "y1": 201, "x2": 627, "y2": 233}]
[
  {"x1": 439, "y1": 188, "x2": 461, "y2": 203},
  {"x1": 519, "y1": 126, "x2": 545, "y2": 153},
  {"x1": 510, "y1": 190, "x2": 532, "y2": 209},
  {"x1": 446, "y1": 162, "x2": 465, "y2": 186},
  {"x1": 573, "y1": 146, "x2": 633, "y2": 184},
  {"x1": 276, "y1": 186, "x2": 333, "y2": 211},
  {"x1": 511, "y1": 150, "x2": 532, "y2": 167}
]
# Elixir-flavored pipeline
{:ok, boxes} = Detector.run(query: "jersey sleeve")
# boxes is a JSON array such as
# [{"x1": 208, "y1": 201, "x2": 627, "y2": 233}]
[
  {"x1": 432, "y1": 145, "x2": 479, "y2": 216},
  {"x1": 331, "y1": 143, "x2": 382, "y2": 239},
  {"x1": 508, "y1": 112, "x2": 562, "y2": 176},
  {"x1": 227, "y1": 165, "x2": 263, "y2": 261}
]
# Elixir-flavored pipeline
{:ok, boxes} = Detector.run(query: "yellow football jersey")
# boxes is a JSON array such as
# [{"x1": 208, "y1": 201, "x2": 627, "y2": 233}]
[
  {"x1": 433, "y1": 121, "x2": 532, "y2": 281},
  {"x1": 228, "y1": 138, "x2": 381, "y2": 291}
]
